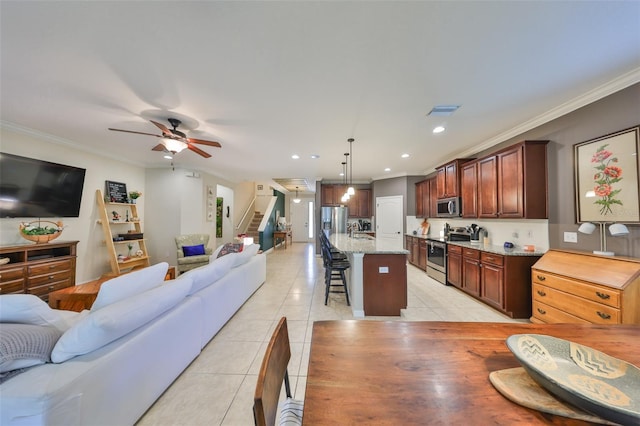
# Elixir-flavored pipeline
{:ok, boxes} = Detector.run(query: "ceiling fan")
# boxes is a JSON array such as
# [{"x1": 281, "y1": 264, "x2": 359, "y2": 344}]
[{"x1": 108, "y1": 118, "x2": 221, "y2": 158}]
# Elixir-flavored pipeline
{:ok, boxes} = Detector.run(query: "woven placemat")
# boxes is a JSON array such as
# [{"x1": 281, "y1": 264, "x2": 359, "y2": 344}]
[{"x1": 489, "y1": 367, "x2": 618, "y2": 425}]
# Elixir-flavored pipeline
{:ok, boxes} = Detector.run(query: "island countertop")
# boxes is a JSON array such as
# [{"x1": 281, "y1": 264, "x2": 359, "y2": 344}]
[{"x1": 329, "y1": 233, "x2": 408, "y2": 255}]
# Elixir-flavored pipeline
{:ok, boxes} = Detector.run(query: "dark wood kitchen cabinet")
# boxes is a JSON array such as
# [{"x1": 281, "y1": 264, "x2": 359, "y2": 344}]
[
  {"x1": 461, "y1": 162, "x2": 477, "y2": 218},
  {"x1": 321, "y1": 185, "x2": 345, "y2": 206},
  {"x1": 480, "y1": 252, "x2": 504, "y2": 310},
  {"x1": 429, "y1": 177, "x2": 438, "y2": 217},
  {"x1": 462, "y1": 247, "x2": 481, "y2": 297},
  {"x1": 346, "y1": 188, "x2": 371, "y2": 218},
  {"x1": 447, "y1": 244, "x2": 463, "y2": 288},
  {"x1": 459, "y1": 140, "x2": 548, "y2": 219},
  {"x1": 436, "y1": 159, "x2": 472, "y2": 199},
  {"x1": 415, "y1": 179, "x2": 431, "y2": 218},
  {"x1": 418, "y1": 239, "x2": 427, "y2": 270}
]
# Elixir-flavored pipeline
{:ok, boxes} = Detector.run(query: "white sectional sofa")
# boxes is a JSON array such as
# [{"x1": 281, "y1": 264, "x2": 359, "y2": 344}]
[{"x1": 0, "y1": 244, "x2": 266, "y2": 426}]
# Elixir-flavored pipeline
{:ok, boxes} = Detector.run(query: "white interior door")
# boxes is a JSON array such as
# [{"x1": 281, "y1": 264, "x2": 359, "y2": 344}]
[
  {"x1": 375, "y1": 195, "x2": 404, "y2": 249},
  {"x1": 291, "y1": 198, "x2": 314, "y2": 242}
]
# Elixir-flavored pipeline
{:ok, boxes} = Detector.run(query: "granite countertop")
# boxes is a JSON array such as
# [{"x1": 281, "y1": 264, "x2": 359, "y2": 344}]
[
  {"x1": 330, "y1": 233, "x2": 409, "y2": 254},
  {"x1": 447, "y1": 240, "x2": 546, "y2": 256},
  {"x1": 405, "y1": 233, "x2": 434, "y2": 240}
]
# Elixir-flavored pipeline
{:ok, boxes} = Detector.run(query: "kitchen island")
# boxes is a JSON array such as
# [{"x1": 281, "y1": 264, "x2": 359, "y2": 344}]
[{"x1": 329, "y1": 233, "x2": 409, "y2": 317}]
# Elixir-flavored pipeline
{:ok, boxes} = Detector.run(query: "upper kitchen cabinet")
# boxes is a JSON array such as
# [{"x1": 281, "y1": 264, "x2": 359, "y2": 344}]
[
  {"x1": 321, "y1": 184, "x2": 346, "y2": 206},
  {"x1": 348, "y1": 188, "x2": 372, "y2": 218},
  {"x1": 463, "y1": 140, "x2": 549, "y2": 219},
  {"x1": 429, "y1": 177, "x2": 438, "y2": 218},
  {"x1": 415, "y1": 179, "x2": 430, "y2": 218},
  {"x1": 460, "y1": 162, "x2": 478, "y2": 218},
  {"x1": 436, "y1": 159, "x2": 472, "y2": 199}
]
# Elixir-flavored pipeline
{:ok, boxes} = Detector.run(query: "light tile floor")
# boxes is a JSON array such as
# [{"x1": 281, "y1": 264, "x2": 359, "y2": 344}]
[{"x1": 137, "y1": 242, "x2": 520, "y2": 425}]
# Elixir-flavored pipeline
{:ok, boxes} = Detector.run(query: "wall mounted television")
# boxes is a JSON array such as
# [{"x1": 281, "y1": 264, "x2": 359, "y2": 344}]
[{"x1": 0, "y1": 152, "x2": 86, "y2": 218}]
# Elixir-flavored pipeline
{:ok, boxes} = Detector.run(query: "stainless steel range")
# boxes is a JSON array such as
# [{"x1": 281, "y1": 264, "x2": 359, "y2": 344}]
[{"x1": 426, "y1": 227, "x2": 471, "y2": 285}]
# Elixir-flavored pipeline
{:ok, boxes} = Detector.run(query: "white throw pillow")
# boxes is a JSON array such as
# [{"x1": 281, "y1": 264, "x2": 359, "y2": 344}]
[
  {"x1": 184, "y1": 254, "x2": 235, "y2": 295},
  {"x1": 51, "y1": 276, "x2": 192, "y2": 363},
  {"x1": 229, "y1": 243, "x2": 260, "y2": 268},
  {"x1": 0, "y1": 294, "x2": 76, "y2": 332},
  {"x1": 91, "y1": 262, "x2": 169, "y2": 311}
]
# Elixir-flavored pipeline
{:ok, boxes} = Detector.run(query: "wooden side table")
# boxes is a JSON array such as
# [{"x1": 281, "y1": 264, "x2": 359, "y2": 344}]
[
  {"x1": 49, "y1": 266, "x2": 176, "y2": 312},
  {"x1": 273, "y1": 231, "x2": 288, "y2": 249}
]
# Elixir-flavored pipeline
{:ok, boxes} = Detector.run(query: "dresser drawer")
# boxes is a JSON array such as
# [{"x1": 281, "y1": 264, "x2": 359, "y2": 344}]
[
  {"x1": 28, "y1": 259, "x2": 73, "y2": 276},
  {"x1": 531, "y1": 269, "x2": 620, "y2": 308},
  {"x1": 28, "y1": 270, "x2": 72, "y2": 287},
  {"x1": 0, "y1": 279, "x2": 25, "y2": 294},
  {"x1": 27, "y1": 278, "x2": 72, "y2": 298},
  {"x1": 0, "y1": 267, "x2": 24, "y2": 283},
  {"x1": 532, "y1": 300, "x2": 591, "y2": 324},
  {"x1": 481, "y1": 252, "x2": 503, "y2": 266},
  {"x1": 532, "y1": 283, "x2": 620, "y2": 324}
]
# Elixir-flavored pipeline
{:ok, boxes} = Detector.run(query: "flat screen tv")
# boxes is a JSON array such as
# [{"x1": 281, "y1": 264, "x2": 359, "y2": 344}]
[{"x1": 0, "y1": 152, "x2": 86, "y2": 218}]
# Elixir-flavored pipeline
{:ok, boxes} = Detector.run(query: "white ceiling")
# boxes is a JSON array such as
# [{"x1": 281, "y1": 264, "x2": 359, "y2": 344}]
[{"x1": 1, "y1": 1, "x2": 639, "y2": 194}]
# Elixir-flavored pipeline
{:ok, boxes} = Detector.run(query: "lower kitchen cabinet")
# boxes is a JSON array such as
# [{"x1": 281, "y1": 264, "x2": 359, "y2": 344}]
[
  {"x1": 405, "y1": 235, "x2": 426, "y2": 271},
  {"x1": 448, "y1": 243, "x2": 540, "y2": 318},
  {"x1": 462, "y1": 248, "x2": 481, "y2": 297},
  {"x1": 531, "y1": 249, "x2": 640, "y2": 324},
  {"x1": 418, "y1": 239, "x2": 427, "y2": 270},
  {"x1": 447, "y1": 245, "x2": 462, "y2": 288}
]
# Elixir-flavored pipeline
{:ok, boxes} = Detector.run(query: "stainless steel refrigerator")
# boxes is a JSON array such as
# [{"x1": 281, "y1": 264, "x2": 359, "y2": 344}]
[{"x1": 321, "y1": 206, "x2": 349, "y2": 234}]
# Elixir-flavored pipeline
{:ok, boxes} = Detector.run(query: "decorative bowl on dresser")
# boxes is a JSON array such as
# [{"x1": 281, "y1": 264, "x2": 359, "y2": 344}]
[{"x1": 531, "y1": 249, "x2": 640, "y2": 324}]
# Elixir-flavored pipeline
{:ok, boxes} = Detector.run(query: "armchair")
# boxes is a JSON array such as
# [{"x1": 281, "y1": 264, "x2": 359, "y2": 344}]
[{"x1": 175, "y1": 234, "x2": 213, "y2": 273}]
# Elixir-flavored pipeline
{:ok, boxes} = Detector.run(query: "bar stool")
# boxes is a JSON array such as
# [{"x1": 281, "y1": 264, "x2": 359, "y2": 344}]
[{"x1": 321, "y1": 243, "x2": 350, "y2": 306}]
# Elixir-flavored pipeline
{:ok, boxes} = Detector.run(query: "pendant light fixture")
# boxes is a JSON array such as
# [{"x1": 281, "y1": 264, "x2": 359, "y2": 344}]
[
  {"x1": 342, "y1": 153, "x2": 350, "y2": 202},
  {"x1": 347, "y1": 138, "x2": 355, "y2": 196},
  {"x1": 341, "y1": 160, "x2": 349, "y2": 203},
  {"x1": 293, "y1": 186, "x2": 301, "y2": 204}
]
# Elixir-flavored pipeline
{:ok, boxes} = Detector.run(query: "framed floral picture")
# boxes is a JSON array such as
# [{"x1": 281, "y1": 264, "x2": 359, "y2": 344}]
[{"x1": 574, "y1": 125, "x2": 640, "y2": 223}]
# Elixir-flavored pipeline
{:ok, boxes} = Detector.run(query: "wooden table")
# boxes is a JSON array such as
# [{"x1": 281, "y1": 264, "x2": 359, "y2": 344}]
[
  {"x1": 303, "y1": 321, "x2": 640, "y2": 425},
  {"x1": 48, "y1": 266, "x2": 176, "y2": 311},
  {"x1": 273, "y1": 231, "x2": 290, "y2": 249}
]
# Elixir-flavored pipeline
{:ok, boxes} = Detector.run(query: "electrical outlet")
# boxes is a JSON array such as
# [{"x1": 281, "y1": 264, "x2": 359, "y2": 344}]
[{"x1": 564, "y1": 232, "x2": 578, "y2": 243}]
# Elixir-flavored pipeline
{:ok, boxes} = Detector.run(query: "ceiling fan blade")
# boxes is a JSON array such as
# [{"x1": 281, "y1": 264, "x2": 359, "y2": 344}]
[
  {"x1": 108, "y1": 128, "x2": 162, "y2": 138},
  {"x1": 187, "y1": 144, "x2": 212, "y2": 158},
  {"x1": 151, "y1": 143, "x2": 167, "y2": 152},
  {"x1": 187, "y1": 138, "x2": 222, "y2": 148},
  {"x1": 150, "y1": 120, "x2": 172, "y2": 135}
]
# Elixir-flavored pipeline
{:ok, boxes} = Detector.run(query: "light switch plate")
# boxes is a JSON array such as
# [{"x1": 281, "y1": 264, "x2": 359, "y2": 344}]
[
  {"x1": 564, "y1": 232, "x2": 578, "y2": 243},
  {"x1": 379, "y1": 266, "x2": 389, "y2": 273}
]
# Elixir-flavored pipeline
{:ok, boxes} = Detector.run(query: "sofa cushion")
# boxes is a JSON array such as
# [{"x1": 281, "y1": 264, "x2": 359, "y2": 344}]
[
  {"x1": 91, "y1": 262, "x2": 169, "y2": 311},
  {"x1": 229, "y1": 244, "x2": 261, "y2": 268},
  {"x1": 0, "y1": 294, "x2": 76, "y2": 332},
  {"x1": 184, "y1": 254, "x2": 235, "y2": 295},
  {"x1": 51, "y1": 276, "x2": 192, "y2": 363},
  {"x1": 216, "y1": 242, "x2": 243, "y2": 258},
  {"x1": 0, "y1": 323, "x2": 62, "y2": 374},
  {"x1": 182, "y1": 244, "x2": 206, "y2": 257}
]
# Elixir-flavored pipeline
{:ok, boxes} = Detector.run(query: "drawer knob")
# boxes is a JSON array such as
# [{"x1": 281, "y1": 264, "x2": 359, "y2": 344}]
[
  {"x1": 597, "y1": 311, "x2": 611, "y2": 320},
  {"x1": 537, "y1": 275, "x2": 546, "y2": 281},
  {"x1": 596, "y1": 292, "x2": 610, "y2": 300},
  {"x1": 48, "y1": 285, "x2": 54, "y2": 290},
  {"x1": 537, "y1": 290, "x2": 546, "y2": 297},
  {"x1": 49, "y1": 265, "x2": 56, "y2": 269},
  {"x1": 537, "y1": 308, "x2": 546, "y2": 315},
  {"x1": 49, "y1": 275, "x2": 54, "y2": 280}
]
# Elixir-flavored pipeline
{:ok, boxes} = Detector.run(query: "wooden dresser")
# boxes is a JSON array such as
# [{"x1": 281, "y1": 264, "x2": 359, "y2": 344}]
[
  {"x1": 531, "y1": 249, "x2": 640, "y2": 324},
  {"x1": 0, "y1": 241, "x2": 78, "y2": 302}
]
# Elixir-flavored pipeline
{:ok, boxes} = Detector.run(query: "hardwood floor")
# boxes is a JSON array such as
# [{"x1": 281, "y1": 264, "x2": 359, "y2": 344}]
[{"x1": 137, "y1": 242, "x2": 518, "y2": 425}]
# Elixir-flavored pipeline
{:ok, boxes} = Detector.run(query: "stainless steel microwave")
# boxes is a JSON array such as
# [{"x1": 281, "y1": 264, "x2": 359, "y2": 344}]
[{"x1": 437, "y1": 197, "x2": 461, "y2": 217}]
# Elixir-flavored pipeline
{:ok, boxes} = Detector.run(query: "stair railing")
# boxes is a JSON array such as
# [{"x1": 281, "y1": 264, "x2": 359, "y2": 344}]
[{"x1": 236, "y1": 196, "x2": 257, "y2": 232}]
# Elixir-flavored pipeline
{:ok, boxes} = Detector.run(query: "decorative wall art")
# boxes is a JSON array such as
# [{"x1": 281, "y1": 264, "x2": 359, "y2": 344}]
[
  {"x1": 216, "y1": 197, "x2": 223, "y2": 238},
  {"x1": 574, "y1": 125, "x2": 640, "y2": 223},
  {"x1": 206, "y1": 186, "x2": 214, "y2": 222},
  {"x1": 105, "y1": 181, "x2": 127, "y2": 203}
]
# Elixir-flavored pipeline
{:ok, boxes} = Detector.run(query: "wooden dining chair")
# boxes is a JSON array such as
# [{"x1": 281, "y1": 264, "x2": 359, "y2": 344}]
[{"x1": 253, "y1": 317, "x2": 304, "y2": 426}]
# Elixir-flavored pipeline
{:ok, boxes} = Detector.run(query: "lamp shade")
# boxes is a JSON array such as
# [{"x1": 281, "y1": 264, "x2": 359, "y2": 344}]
[
  {"x1": 609, "y1": 223, "x2": 629, "y2": 236},
  {"x1": 578, "y1": 222, "x2": 596, "y2": 234},
  {"x1": 162, "y1": 138, "x2": 188, "y2": 153}
]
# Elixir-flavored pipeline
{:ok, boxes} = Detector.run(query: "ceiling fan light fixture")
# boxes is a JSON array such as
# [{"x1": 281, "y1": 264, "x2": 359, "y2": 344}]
[{"x1": 162, "y1": 138, "x2": 188, "y2": 153}]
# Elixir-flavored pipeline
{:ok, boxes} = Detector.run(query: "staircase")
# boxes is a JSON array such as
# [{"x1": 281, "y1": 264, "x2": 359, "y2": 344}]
[{"x1": 245, "y1": 212, "x2": 263, "y2": 241}]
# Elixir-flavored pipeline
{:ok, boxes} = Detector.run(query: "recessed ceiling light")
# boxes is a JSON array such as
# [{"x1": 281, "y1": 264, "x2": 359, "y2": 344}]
[
  {"x1": 291, "y1": 154, "x2": 300, "y2": 159},
  {"x1": 401, "y1": 153, "x2": 410, "y2": 158},
  {"x1": 164, "y1": 155, "x2": 173, "y2": 159},
  {"x1": 310, "y1": 154, "x2": 320, "y2": 159},
  {"x1": 384, "y1": 167, "x2": 391, "y2": 172},
  {"x1": 433, "y1": 126, "x2": 445, "y2": 134}
]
